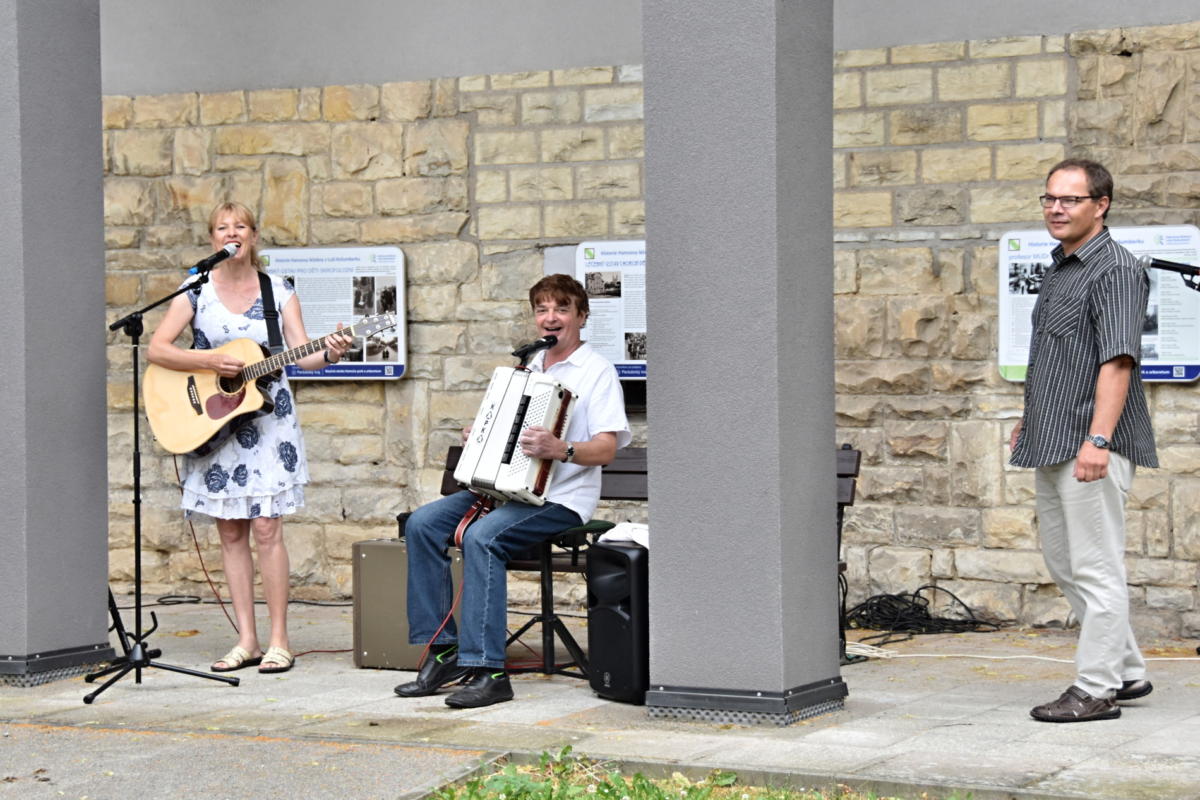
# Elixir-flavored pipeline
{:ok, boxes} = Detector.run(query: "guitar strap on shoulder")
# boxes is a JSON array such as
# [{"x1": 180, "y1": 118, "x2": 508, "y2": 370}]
[{"x1": 258, "y1": 271, "x2": 284, "y2": 356}]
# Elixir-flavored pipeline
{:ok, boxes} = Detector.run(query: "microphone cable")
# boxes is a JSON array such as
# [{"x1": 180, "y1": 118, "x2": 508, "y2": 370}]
[
  {"x1": 169, "y1": 455, "x2": 353, "y2": 660},
  {"x1": 843, "y1": 583, "x2": 1002, "y2": 646}
]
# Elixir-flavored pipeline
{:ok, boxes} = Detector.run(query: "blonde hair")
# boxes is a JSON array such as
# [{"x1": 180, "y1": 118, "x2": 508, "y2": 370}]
[{"x1": 207, "y1": 202, "x2": 263, "y2": 269}]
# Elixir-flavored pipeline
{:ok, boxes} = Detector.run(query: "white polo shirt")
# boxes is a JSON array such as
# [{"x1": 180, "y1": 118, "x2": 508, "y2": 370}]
[{"x1": 529, "y1": 342, "x2": 631, "y2": 521}]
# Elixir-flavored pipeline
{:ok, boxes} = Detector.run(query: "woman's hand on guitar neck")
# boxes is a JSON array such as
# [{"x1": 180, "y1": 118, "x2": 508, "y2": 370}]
[
  {"x1": 323, "y1": 323, "x2": 353, "y2": 363},
  {"x1": 208, "y1": 351, "x2": 245, "y2": 377}
]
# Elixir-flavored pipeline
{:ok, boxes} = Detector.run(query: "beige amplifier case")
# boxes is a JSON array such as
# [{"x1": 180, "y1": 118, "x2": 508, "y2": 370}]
[{"x1": 352, "y1": 538, "x2": 464, "y2": 670}]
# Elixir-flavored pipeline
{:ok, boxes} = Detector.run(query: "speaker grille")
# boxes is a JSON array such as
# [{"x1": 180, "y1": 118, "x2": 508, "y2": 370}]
[{"x1": 647, "y1": 697, "x2": 845, "y2": 726}]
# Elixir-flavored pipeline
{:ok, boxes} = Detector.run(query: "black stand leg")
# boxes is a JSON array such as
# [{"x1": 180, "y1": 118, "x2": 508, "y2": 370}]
[
  {"x1": 506, "y1": 542, "x2": 588, "y2": 679},
  {"x1": 85, "y1": 593, "x2": 238, "y2": 703},
  {"x1": 84, "y1": 589, "x2": 161, "y2": 679},
  {"x1": 87, "y1": 302, "x2": 240, "y2": 703}
]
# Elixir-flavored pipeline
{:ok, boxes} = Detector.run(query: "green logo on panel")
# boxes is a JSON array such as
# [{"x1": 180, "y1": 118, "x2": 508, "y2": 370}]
[
  {"x1": 1007, "y1": 239, "x2": 1021, "y2": 251},
  {"x1": 261, "y1": 255, "x2": 271, "y2": 266},
  {"x1": 584, "y1": 248, "x2": 595, "y2": 259}
]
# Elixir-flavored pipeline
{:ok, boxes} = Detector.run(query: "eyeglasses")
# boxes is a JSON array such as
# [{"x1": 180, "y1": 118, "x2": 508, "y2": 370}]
[{"x1": 1039, "y1": 194, "x2": 1099, "y2": 209}]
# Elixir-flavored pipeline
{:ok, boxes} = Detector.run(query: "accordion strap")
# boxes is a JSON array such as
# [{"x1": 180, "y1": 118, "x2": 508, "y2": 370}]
[{"x1": 453, "y1": 493, "x2": 496, "y2": 549}]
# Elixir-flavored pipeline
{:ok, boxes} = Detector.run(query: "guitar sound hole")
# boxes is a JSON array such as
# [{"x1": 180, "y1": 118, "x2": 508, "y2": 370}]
[{"x1": 218, "y1": 375, "x2": 245, "y2": 394}]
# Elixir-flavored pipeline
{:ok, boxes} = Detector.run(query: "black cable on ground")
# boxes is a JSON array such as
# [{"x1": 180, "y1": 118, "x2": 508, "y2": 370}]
[
  {"x1": 114, "y1": 595, "x2": 353, "y2": 610},
  {"x1": 844, "y1": 583, "x2": 1002, "y2": 646},
  {"x1": 838, "y1": 572, "x2": 868, "y2": 663}
]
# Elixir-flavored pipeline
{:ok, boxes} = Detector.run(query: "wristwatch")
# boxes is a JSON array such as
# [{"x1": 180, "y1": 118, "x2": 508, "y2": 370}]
[
  {"x1": 562, "y1": 443, "x2": 576, "y2": 463},
  {"x1": 1085, "y1": 433, "x2": 1110, "y2": 449}
]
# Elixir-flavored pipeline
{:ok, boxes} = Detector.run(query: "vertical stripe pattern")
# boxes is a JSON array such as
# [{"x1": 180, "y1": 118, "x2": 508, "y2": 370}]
[{"x1": 1011, "y1": 228, "x2": 1158, "y2": 469}]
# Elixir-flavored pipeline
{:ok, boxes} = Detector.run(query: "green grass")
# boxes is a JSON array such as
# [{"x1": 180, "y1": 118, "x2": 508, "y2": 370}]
[{"x1": 432, "y1": 747, "x2": 974, "y2": 800}]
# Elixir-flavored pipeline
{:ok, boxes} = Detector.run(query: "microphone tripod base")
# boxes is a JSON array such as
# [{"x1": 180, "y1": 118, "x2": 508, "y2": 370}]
[
  {"x1": 83, "y1": 642, "x2": 239, "y2": 704},
  {"x1": 83, "y1": 594, "x2": 239, "y2": 704}
]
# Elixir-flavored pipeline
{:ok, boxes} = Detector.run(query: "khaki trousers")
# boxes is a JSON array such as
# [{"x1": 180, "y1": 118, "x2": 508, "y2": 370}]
[{"x1": 1035, "y1": 452, "x2": 1146, "y2": 699}]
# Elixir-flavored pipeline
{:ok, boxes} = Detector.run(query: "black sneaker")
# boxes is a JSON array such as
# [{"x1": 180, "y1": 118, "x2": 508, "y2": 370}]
[
  {"x1": 445, "y1": 669, "x2": 514, "y2": 709},
  {"x1": 1030, "y1": 685, "x2": 1120, "y2": 723},
  {"x1": 1115, "y1": 679, "x2": 1153, "y2": 701},
  {"x1": 394, "y1": 647, "x2": 470, "y2": 697}
]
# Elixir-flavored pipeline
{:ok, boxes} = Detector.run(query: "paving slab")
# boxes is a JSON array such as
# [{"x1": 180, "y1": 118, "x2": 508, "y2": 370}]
[
  {"x1": 3, "y1": 599, "x2": 1200, "y2": 800},
  {"x1": 0, "y1": 722, "x2": 491, "y2": 800}
]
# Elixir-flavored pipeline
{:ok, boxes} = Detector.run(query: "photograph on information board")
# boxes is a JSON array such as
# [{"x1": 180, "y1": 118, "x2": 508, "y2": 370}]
[
  {"x1": 261, "y1": 246, "x2": 406, "y2": 380},
  {"x1": 574, "y1": 241, "x2": 646, "y2": 380},
  {"x1": 998, "y1": 225, "x2": 1200, "y2": 383}
]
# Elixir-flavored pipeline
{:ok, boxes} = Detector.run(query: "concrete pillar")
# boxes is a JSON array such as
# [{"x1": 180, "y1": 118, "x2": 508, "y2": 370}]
[
  {"x1": 0, "y1": 0, "x2": 113, "y2": 684},
  {"x1": 642, "y1": 0, "x2": 842, "y2": 724}
]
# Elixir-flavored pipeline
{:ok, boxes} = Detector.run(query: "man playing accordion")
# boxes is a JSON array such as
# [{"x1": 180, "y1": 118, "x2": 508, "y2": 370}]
[{"x1": 394, "y1": 274, "x2": 631, "y2": 708}]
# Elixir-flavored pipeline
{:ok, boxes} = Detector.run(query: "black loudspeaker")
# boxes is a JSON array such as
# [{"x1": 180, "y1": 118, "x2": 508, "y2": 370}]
[{"x1": 586, "y1": 541, "x2": 649, "y2": 704}]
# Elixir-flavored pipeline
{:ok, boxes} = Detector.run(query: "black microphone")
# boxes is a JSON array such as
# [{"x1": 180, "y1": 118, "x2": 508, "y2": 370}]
[
  {"x1": 1138, "y1": 254, "x2": 1200, "y2": 277},
  {"x1": 512, "y1": 335, "x2": 558, "y2": 365},
  {"x1": 189, "y1": 242, "x2": 239, "y2": 274}
]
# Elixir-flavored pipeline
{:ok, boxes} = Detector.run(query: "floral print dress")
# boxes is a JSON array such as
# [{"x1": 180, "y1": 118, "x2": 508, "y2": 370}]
[{"x1": 177, "y1": 275, "x2": 308, "y2": 520}]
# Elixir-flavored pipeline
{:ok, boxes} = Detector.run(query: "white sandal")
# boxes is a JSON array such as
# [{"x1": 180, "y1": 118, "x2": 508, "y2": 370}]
[
  {"x1": 258, "y1": 646, "x2": 294, "y2": 674},
  {"x1": 211, "y1": 645, "x2": 263, "y2": 673}
]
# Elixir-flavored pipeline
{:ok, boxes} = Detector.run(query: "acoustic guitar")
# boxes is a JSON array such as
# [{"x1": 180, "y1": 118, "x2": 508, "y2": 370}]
[{"x1": 143, "y1": 313, "x2": 397, "y2": 455}]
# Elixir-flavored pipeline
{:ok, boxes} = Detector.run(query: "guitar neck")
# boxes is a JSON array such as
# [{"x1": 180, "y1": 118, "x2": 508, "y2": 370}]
[{"x1": 242, "y1": 325, "x2": 354, "y2": 381}]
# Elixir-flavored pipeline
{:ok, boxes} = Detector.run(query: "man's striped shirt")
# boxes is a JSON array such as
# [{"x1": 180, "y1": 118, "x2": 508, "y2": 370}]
[{"x1": 1010, "y1": 227, "x2": 1158, "y2": 469}]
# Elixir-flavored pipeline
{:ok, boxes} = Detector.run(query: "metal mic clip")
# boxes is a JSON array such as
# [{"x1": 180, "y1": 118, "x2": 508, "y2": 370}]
[{"x1": 512, "y1": 335, "x2": 558, "y2": 366}]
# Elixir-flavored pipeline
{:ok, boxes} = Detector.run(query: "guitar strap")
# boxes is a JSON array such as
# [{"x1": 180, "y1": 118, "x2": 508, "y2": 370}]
[{"x1": 258, "y1": 271, "x2": 284, "y2": 356}]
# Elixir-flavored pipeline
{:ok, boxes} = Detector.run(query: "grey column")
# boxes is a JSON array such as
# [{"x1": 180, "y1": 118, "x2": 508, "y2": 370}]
[
  {"x1": 642, "y1": 0, "x2": 841, "y2": 723},
  {"x1": 0, "y1": 0, "x2": 113, "y2": 683}
]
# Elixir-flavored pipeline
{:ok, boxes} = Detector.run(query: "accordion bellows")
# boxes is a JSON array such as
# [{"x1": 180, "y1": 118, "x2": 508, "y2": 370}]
[{"x1": 454, "y1": 367, "x2": 576, "y2": 505}]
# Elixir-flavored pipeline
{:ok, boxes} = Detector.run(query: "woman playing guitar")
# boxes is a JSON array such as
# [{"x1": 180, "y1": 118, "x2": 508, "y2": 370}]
[{"x1": 147, "y1": 202, "x2": 352, "y2": 675}]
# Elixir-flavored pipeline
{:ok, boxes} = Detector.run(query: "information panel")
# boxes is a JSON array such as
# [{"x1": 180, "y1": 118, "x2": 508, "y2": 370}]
[
  {"x1": 575, "y1": 241, "x2": 646, "y2": 380},
  {"x1": 260, "y1": 246, "x2": 406, "y2": 380},
  {"x1": 998, "y1": 225, "x2": 1200, "y2": 383}
]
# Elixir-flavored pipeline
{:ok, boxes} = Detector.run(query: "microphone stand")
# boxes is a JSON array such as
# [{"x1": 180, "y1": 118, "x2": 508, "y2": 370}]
[
  {"x1": 512, "y1": 335, "x2": 557, "y2": 368},
  {"x1": 85, "y1": 263, "x2": 240, "y2": 703},
  {"x1": 1144, "y1": 261, "x2": 1200, "y2": 294}
]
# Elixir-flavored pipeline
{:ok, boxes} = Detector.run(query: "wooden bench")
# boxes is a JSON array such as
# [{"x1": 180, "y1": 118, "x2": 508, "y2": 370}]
[
  {"x1": 398, "y1": 443, "x2": 859, "y2": 674},
  {"x1": 398, "y1": 445, "x2": 649, "y2": 679}
]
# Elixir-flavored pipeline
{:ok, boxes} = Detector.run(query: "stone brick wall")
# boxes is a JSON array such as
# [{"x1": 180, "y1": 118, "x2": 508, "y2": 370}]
[
  {"x1": 103, "y1": 68, "x2": 646, "y2": 608},
  {"x1": 833, "y1": 23, "x2": 1200, "y2": 638},
  {"x1": 103, "y1": 22, "x2": 1200, "y2": 634}
]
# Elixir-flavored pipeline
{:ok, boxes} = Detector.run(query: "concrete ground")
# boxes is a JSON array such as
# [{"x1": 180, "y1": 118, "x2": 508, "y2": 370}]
[{"x1": 3, "y1": 599, "x2": 1200, "y2": 800}]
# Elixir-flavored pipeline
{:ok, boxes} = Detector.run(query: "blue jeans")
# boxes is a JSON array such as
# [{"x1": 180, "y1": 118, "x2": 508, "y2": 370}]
[{"x1": 405, "y1": 491, "x2": 582, "y2": 669}]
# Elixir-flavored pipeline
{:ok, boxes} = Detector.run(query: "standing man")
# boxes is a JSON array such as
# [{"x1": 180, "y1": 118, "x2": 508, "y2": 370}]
[
  {"x1": 394, "y1": 274, "x2": 631, "y2": 708},
  {"x1": 1011, "y1": 159, "x2": 1158, "y2": 723}
]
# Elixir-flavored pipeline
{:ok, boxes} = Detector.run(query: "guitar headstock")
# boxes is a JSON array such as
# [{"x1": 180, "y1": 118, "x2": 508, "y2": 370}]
[{"x1": 352, "y1": 313, "x2": 398, "y2": 339}]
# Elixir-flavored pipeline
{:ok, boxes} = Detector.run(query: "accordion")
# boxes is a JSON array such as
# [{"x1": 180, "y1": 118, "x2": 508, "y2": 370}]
[{"x1": 454, "y1": 367, "x2": 577, "y2": 505}]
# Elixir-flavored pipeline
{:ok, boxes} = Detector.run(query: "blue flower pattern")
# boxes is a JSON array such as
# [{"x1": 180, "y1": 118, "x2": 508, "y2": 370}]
[
  {"x1": 278, "y1": 441, "x2": 299, "y2": 472},
  {"x1": 177, "y1": 275, "x2": 307, "y2": 521},
  {"x1": 273, "y1": 388, "x2": 293, "y2": 418},
  {"x1": 244, "y1": 298, "x2": 266, "y2": 320},
  {"x1": 236, "y1": 424, "x2": 260, "y2": 449},
  {"x1": 205, "y1": 464, "x2": 230, "y2": 492}
]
